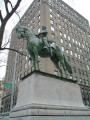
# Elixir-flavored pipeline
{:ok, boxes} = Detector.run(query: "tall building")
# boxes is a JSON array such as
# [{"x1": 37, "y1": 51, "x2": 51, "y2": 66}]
[{"x1": 2, "y1": 0, "x2": 90, "y2": 112}]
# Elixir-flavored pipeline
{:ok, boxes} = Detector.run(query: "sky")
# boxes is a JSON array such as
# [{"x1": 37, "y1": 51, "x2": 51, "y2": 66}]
[
  {"x1": 63, "y1": 0, "x2": 90, "y2": 24},
  {"x1": 0, "y1": 0, "x2": 90, "y2": 80}
]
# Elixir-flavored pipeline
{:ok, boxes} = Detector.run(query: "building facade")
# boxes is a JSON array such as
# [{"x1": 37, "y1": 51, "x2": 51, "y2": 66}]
[
  {"x1": 2, "y1": 0, "x2": 90, "y2": 112},
  {"x1": 0, "y1": 81, "x2": 3, "y2": 113}
]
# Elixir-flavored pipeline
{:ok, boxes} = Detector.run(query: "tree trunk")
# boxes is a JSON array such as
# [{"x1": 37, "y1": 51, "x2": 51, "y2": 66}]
[{"x1": 0, "y1": 23, "x2": 6, "y2": 49}]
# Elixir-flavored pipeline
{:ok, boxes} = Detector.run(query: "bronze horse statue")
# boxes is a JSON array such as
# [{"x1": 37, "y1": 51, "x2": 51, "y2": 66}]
[{"x1": 15, "y1": 25, "x2": 72, "y2": 77}]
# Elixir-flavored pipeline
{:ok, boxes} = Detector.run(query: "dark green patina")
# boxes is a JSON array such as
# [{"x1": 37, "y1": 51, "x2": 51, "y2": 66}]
[{"x1": 15, "y1": 25, "x2": 72, "y2": 77}]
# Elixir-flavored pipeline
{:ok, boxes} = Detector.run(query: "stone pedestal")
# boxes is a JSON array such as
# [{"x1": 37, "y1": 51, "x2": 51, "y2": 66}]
[{"x1": 9, "y1": 71, "x2": 90, "y2": 120}]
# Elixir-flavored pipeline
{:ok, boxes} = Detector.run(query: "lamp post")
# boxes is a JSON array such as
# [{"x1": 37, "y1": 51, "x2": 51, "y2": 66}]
[{"x1": 10, "y1": 52, "x2": 17, "y2": 111}]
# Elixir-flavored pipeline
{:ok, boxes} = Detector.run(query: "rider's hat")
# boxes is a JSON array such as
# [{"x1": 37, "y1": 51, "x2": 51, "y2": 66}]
[{"x1": 42, "y1": 26, "x2": 46, "y2": 30}]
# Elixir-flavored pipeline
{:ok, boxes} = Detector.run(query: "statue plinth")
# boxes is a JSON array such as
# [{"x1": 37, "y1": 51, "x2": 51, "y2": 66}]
[{"x1": 9, "y1": 71, "x2": 90, "y2": 119}]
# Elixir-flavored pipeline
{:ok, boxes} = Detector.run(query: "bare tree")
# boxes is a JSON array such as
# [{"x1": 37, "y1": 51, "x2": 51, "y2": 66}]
[
  {"x1": 0, "y1": 0, "x2": 22, "y2": 49},
  {"x1": 0, "y1": 0, "x2": 32, "y2": 80}
]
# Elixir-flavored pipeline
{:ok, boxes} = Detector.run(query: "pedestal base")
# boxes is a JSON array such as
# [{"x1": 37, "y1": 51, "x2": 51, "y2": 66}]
[
  {"x1": 9, "y1": 71, "x2": 90, "y2": 119},
  {"x1": 9, "y1": 116, "x2": 90, "y2": 120}
]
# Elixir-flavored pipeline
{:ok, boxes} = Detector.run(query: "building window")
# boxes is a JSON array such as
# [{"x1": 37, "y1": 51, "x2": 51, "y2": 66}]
[
  {"x1": 80, "y1": 49, "x2": 82, "y2": 53},
  {"x1": 72, "y1": 39, "x2": 74, "y2": 43},
  {"x1": 62, "y1": 21, "x2": 64, "y2": 25},
  {"x1": 17, "y1": 77, "x2": 20, "y2": 82},
  {"x1": 38, "y1": 10, "x2": 40, "y2": 14},
  {"x1": 67, "y1": 56, "x2": 70, "y2": 62},
  {"x1": 38, "y1": 4, "x2": 40, "y2": 8},
  {"x1": 73, "y1": 67, "x2": 76, "y2": 73},
  {"x1": 70, "y1": 50, "x2": 73, "y2": 55},
  {"x1": 25, "y1": 63, "x2": 27, "y2": 69},
  {"x1": 50, "y1": 14, "x2": 53, "y2": 18},
  {"x1": 80, "y1": 62, "x2": 82, "y2": 67},
  {"x1": 85, "y1": 71, "x2": 88, "y2": 77},
  {"x1": 86, "y1": 80, "x2": 89, "y2": 85},
  {"x1": 60, "y1": 39, "x2": 63, "y2": 43},
  {"x1": 57, "y1": 14, "x2": 59, "y2": 17},
  {"x1": 66, "y1": 29, "x2": 69, "y2": 33},
  {"x1": 50, "y1": 8, "x2": 52, "y2": 12},
  {"x1": 31, "y1": 66, "x2": 34, "y2": 72},
  {"x1": 72, "y1": 58, "x2": 75, "y2": 64},
  {"x1": 69, "y1": 43, "x2": 71, "y2": 47},
  {"x1": 51, "y1": 26, "x2": 54, "y2": 31},
  {"x1": 65, "y1": 41, "x2": 67, "y2": 45},
  {"x1": 61, "y1": 46, "x2": 64, "y2": 51},
  {"x1": 75, "y1": 53, "x2": 77, "y2": 57},
  {"x1": 77, "y1": 60, "x2": 79, "y2": 65},
  {"x1": 76, "y1": 41, "x2": 78, "y2": 44},
  {"x1": 78, "y1": 54, "x2": 80, "y2": 59},
  {"x1": 33, "y1": 17, "x2": 35, "y2": 20},
  {"x1": 54, "y1": 70, "x2": 58, "y2": 76},
  {"x1": 38, "y1": 15, "x2": 40, "y2": 19},
  {"x1": 68, "y1": 36, "x2": 70, "y2": 40},
  {"x1": 38, "y1": 21, "x2": 40, "y2": 25},
  {"x1": 64, "y1": 34, "x2": 66, "y2": 38},
  {"x1": 51, "y1": 33, "x2": 55, "y2": 39},
  {"x1": 82, "y1": 70, "x2": 84, "y2": 76},
  {"x1": 80, "y1": 78, "x2": 82, "y2": 83},
  {"x1": 78, "y1": 69, "x2": 81, "y2": 75},
  {"x1": 66, "y1": 49, "x2": 69, "y2": 54},
  {"x1": 50, "y1": 20, "x2": 53, "y2": 24},
  {"x1": 49, "y1": 0, "x2": 52, "y2": 4},
  {"x1": 24, "y1": 71, "x2": 27, "y2": 76},
  {"x1": 60, "y1": 31, "x2": 62, "y2": 36},
  {"x1": 70, "y1": 75, "x2": 72, "y2": 79},
  {"x1": 59, "y1": 25, "x2": 61, "y2": 29},
  {"x1": 87, "y1": 65, "x2": 89, "y2": 70},
  {"x1": 78, "y1": 42, "x2": 80, "y2": 46},
  {"x1": 38, "y1": 28, "x2": 40, "y2": 33},
  {"x1": 28, "y1": 60, "x2": 30, "y2": 66},
  {"x1": 30, "y1": 26, "x2": 32, "y2": 29},
  {"x1": 87, "y1": 100, "x2": 89, "y2": 106},
  {"x1": 75, "y1": 77, "x2": 78, "y2": 81},
  {"x1": 28, "y1": 69, "x2": 30, "y2": 74}
]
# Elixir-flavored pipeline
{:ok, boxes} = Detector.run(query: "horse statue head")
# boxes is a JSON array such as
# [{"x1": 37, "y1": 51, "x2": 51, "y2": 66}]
[
  {"x1": 15, "y1": 25, "x2": 25, "y2": 39},
  {"x1": 15, "y1": 25, "x2": 33, "y2": 39}
]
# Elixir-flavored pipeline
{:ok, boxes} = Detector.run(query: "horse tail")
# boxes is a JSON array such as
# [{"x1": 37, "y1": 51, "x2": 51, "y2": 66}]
[{"x1": 63, "y1": 55, "x2": 72, "y2": 74}]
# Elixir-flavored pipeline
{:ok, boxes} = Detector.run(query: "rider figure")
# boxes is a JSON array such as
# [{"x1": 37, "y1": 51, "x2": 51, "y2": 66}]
[{"x1": 37, "y1": 26, "x2": 49, "y2": 51}]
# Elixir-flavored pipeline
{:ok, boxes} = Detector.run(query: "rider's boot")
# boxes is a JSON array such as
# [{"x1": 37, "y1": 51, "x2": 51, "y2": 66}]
[{"x1": 43, "y1": 46, "x2": 49, "y2": 51}]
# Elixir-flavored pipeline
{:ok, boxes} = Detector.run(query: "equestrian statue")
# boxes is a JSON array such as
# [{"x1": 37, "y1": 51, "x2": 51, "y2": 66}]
[{"x1": 15, "y1": 25, "x2": 72, "y2": 77}]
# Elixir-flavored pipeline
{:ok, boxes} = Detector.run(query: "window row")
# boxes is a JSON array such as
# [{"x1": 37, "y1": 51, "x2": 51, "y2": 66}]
[{"x1": 49, "y1": 1, "x2": 88, "y2": 28}]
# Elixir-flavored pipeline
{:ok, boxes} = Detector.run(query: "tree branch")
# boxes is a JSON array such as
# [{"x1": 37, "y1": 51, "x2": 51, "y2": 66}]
[
  {"x1": 0, "y1": 47, "x2": 31, "y2": 60},
  {"x1": 5, "y1": 0, "x2": 22, "y2": 21},
  {"x1": 15, "y1": 11, "x2": 21, "y2": 20},
  {"x1": 0, "y1": 0, "x2": 22, "y2": 48},
  {"x1": 0, "y1": 65, "x2": 6, "y2": 67},
  {"x1": 4, "y1": 0, "x2": 9, "y2": 14},
  {"x1": 0, "y1": 60, "x2": 7, "y2": 63},
  {"x1": 0, "y1": 10, "x2": 3, "y2": 23},
  {"x1": 1, "y1": 34, "x2": 11, "y2": 48},
  {"x1": 0, "y1": 47, "x2": 27, "y2": 56},
  {"x1": 8, "y1": 0, "x2": 13, "y2": 9}
]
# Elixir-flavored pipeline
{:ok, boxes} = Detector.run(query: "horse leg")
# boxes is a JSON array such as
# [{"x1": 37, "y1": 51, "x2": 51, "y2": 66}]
[
  {"x1": 55, "y1": 46, "x2": 66, "y2": 76},
  {"x1": 50, "y1": 57, "x2": 63, "y2": 77},
  {"x1": 29, "y1": 52, "x2": 36, "y2": 70},
  {"x1": 33, "y1": 47, "x2": 40, "y2": 70},
  {"x1": 60, "y1": 59, "x2": 66, "y2": 75},
  {"x1": 32, "y1": 59, "x2": 36, "y2": 70}
]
